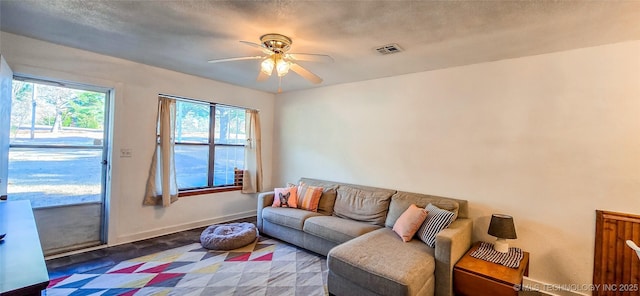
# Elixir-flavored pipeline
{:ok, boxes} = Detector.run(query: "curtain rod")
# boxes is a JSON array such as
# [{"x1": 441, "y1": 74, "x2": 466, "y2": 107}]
[{"x1": 159, "y1": 93, "x2": 259, "y2": 112}]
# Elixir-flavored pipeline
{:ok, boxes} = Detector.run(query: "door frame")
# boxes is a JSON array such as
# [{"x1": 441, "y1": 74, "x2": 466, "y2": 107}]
[
  {"x1": 10, "y1": 74, "x2": 113, "y2": 247},
  {"x1": 100, "y1": 88, "x2": 113, "y2": 244},
  {"x1": 0, "y1": 55, "x2": 13, "y2": 201}
]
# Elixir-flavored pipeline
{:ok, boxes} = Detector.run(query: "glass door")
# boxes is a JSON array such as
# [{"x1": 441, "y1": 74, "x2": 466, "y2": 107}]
[{"x1": 8, "y1": 77, "x2": 110, "y2": 255}]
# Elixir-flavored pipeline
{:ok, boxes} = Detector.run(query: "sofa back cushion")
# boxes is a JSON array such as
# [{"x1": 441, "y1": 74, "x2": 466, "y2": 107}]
[
  {"x1": 333, "y1": 185, "x2": 395, "y2": 226},
  {"x1": 385, "y1": 191, "x2": 466, "y2": 228}
]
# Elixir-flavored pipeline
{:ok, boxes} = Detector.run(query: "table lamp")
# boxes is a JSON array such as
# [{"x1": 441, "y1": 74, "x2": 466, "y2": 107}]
[
  {"x1": 627, "y1": 240, "x2": 640, "y2": 260},
  {"x1": 488, "y1": 214, "x2": 517, "y2": 253}
]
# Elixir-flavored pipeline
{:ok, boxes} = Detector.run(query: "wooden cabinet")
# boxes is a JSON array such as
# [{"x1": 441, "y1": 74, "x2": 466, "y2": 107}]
[
  {"x1": 454, "y1": 242, "x2": 529, "y2": 296},
  {"x1": 593, "y1": 210, "x2": 640, "y2": 296}
]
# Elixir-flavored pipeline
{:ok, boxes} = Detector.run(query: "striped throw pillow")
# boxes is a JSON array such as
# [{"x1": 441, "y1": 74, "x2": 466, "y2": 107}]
[
  {"x1": 417, "y1": 203, "x2": 455, "y2": 247},
  {"x1": 297, "y1": 183, "x2": 324, "y2": 212}
]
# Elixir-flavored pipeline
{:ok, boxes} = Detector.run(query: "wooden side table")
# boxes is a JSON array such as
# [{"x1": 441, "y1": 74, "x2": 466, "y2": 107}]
[{"x1": 454, "y1": 242, "x2": 529, "y2": 296}]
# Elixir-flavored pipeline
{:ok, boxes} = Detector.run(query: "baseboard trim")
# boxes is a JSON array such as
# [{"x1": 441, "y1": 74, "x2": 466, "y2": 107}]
[
  {"x1": 114, "y1": 210, "x2": 257, "y2": 246},
  {"x1": 523, "y1": 278, "x2": 590, "y2": 296},
  {"x1": 46, "y1": 244, "x2": 109, "y2": 260}
]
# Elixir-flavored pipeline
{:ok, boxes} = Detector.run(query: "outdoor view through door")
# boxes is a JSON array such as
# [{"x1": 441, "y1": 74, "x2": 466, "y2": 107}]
[
  {"x1": 8, "y1": 77, "x2": 109, "y2": 255},
  {"x1": 174, "y1": 99, "x2": 246, "y2": 192}
]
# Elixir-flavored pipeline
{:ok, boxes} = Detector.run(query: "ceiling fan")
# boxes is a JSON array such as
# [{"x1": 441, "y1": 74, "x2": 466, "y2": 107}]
[{"x1": 208, "y1": 33, "x2": 333, "y2": 92}]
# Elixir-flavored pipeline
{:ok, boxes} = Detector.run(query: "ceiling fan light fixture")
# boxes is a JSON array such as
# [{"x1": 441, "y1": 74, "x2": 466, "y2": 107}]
[
  {"x1": 276, "y1": 57, "x2": 290, "y2": 77},
  {"x1": 260, "y1": 58, "x2": 275, "y2": 76}
]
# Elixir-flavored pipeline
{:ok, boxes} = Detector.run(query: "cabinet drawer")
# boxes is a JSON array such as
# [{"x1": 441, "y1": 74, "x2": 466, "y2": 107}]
[{"x1": 454, "y1": 268, "x2": 520, "y2": 296}]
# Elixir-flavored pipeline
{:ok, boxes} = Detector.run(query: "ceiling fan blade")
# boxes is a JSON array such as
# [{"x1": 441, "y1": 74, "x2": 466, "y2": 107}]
[
  {"x1": 286, "y1": 53, "x2": 334, "y2": 63},
  {"x1": 290, "y1": 63, "x2": 323, "y2": 84},
  {"x1": 240, "y1": 40, "x2": 273, "y2": 54},
  {"x1": 257, "y1": 69, "x2": 271, "y2": 82},
  {"x1": 207, "y1": 56, "x2": 263, "y2": 63},
  {"x1": 239, "y1": 40, "x2": 264, "y2": 49}
]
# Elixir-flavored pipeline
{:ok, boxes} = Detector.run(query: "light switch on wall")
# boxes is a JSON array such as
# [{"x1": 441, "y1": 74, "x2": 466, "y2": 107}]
[{"x1": 120, "y1": 148, "x2": 132, "y2": 158}]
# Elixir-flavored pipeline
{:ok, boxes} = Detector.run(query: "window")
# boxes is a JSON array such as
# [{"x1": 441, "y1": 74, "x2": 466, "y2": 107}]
[{"x1": 173, "y1": 98, "x2": 246, "y2": 193}]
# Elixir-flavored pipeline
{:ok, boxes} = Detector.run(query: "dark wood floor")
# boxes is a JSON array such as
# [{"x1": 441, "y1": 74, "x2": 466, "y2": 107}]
[{"x1": 46, "y1": 216, "x2": 257, "y2": 280}]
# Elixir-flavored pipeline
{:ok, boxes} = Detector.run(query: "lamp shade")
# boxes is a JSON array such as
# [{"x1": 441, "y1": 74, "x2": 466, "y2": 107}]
[
  {"x1": 275, "y1": 58, "x2": 290, "y2": 77},
  {"x1": 260, "y1": 58, "x2": 275, "y2": 75},
  {"x1": 488, "y1": 214, "x2": 517, "y2": 239}
]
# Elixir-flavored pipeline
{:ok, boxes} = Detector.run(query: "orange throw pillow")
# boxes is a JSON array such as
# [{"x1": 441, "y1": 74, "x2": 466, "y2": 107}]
[
  {"x1": 392, "y1": 204, "x2": 428, "y2": 242},
  {"x1": 297, "y1": 183, "x2": 324, "y2": 212}
]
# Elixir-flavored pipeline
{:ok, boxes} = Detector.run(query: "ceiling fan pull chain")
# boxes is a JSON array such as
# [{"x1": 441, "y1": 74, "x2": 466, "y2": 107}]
[{"x1": 278, "y1": 76, "x2": 283, "y2": 93}]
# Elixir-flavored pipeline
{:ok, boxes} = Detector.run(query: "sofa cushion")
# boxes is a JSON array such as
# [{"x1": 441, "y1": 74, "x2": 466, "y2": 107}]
[
  {"x1": 328, "y1": 228, "x2": 435, "y2": 295},
  {"x1": 262, "y1": 207, "x2": 324, "y2": 230},
  {"x1": 333, "y1": 186, "x2": 394, "y2": 226},
  {"x1": 303, "y1": 216, "x2": 381, "y2": 244},
  {"x1": 385, "y1": 191, "x2": 460, "y2": 228}
]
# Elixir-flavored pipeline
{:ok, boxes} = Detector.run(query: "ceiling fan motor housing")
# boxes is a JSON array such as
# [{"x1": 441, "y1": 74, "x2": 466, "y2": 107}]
[{"x1": 260, "y1": 33, "x2": 292, "y2": 54}]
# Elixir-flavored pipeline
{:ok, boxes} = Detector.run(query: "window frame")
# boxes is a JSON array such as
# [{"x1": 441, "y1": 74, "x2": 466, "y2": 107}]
[{"x1": 168, "y1": 96, "x2": 247, "y2": 196}]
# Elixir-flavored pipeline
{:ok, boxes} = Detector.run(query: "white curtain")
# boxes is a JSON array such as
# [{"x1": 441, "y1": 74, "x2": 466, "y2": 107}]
[
  {"x1": 144, "y1": 97, "x2": 178, "y2": 207},
  {"x1": 242, "y1": 109, "x2": 263, "y2": 193}
]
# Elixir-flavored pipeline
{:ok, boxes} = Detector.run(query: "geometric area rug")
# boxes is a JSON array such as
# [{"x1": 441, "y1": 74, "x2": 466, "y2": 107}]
[{"x1": 45, "y1": 236, "x2": 328, "y2": 296}]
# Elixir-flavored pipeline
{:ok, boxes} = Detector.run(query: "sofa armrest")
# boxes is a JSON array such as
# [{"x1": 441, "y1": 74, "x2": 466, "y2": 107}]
[
  {"x1": 434, "y1": 218, "x2": 473, "y2": 296},
  {"x1": 257, "y1": 191, "x2": 275, "y2": 233}
]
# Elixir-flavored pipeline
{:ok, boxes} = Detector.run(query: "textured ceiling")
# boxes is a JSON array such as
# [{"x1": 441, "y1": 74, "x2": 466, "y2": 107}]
[{"x1": 1, "y1": 0, "x2": 639, "y2": 94}]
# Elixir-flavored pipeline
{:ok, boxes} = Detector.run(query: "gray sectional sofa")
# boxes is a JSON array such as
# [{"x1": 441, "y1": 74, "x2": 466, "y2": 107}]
[{"x1": 256, "y1": 178, "x2": 472, "y2": 296}]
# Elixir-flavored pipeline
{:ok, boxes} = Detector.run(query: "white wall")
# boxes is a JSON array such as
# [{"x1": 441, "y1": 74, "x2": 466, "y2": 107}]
[
  {"x1": 0, "y1": 32, "x2": 275, "y2": 245},
  {"x1": 274, "y1": 41, "x2": 640, "y2": 295}
]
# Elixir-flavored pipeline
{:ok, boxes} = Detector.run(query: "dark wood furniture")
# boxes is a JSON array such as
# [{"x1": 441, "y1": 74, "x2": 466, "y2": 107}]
[
  {"x1": 454, "y1": 241, "x2": 529, "y2": 296},
  {"x1": 593, "y1": 210, "x2": 640, "y2": 296},
  {"x1": 0, "y1": 200, "x2": 50, "y2": 296}
]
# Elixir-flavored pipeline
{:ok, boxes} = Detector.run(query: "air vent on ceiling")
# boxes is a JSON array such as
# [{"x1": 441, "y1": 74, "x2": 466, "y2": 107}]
[{"x1": 375, "y1": 43, "x2": 403, "y2": 55}]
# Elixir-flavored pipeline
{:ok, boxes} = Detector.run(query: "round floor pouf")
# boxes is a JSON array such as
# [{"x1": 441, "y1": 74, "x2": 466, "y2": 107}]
[{"x1": 200, "y1": 222, "x2": 257, "y2": 251}]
